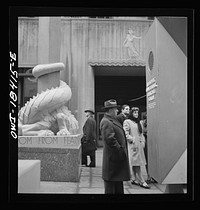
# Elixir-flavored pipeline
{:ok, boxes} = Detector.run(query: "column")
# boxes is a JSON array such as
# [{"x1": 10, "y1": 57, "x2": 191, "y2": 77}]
[{"x1": 38, "y1": 17, "x2": 61, "y2": 64}]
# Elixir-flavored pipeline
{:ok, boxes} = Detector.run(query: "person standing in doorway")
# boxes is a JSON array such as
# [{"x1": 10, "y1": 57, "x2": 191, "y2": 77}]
[
  {"x1": 117, "y1": 104, "x2": 130, "y2": 126},
  {"x1": 100, "y1": 99, "x2": 130, "y2": 194},
  {"x1": 123, "y1": 107, "x2": 150, "y2": 189},
  {"x1": 81, "y1": 109, "x2": 97, "y2": 167},
  {"x1": 140, "y1": 114, "x2": 154, "y2": 184}
]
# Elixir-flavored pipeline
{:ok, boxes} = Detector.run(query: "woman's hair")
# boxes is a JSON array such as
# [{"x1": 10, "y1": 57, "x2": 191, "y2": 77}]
[
  {"x1": 128, "y1": 107, "x2": 142, "y2": 134},
  {"x1": 121, "y1": 104, "x2": 129, "y2": 111}
]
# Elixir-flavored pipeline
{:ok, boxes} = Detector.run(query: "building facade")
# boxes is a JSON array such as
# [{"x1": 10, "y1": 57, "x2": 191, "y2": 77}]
[
  {"x1": 18, "y1": 16, "x2": 187, "y2": 186},
  {"x1": 18, "y1": 16, "x2": 152, "y2": 136}
]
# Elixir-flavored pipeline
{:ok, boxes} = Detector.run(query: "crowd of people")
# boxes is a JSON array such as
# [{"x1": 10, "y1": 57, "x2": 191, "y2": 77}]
[{"x1": 81, "y1": 99, "x2": 153, "y2": 194}]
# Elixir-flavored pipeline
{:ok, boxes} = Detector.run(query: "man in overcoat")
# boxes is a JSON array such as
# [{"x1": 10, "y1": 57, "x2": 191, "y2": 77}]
[
  {"x1": 100, "y1": 99, "x2": 130, "y2": 194},
  {"x1": 81, "y1": 109, "x2": 97, "y2": 167}
]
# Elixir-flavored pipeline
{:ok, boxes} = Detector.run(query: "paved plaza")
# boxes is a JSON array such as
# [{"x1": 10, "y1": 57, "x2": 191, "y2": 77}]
[{"x1": 40, "y1": 148, "x2": 163, "y2": 194}]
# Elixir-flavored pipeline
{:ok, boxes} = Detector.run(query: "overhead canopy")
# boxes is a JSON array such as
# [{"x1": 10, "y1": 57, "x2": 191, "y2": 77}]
[{"x1": 88, "y1": 58, "x2": 146, "y2": 67}]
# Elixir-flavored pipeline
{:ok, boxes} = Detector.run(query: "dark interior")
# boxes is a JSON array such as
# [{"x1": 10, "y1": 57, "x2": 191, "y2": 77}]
[{"x1": 95, "y1": 75, "x2": 146, "y2": 112}]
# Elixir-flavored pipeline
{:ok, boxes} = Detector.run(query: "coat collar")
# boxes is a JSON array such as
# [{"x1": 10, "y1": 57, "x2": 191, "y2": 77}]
[{"x1": 104, "y1": 113, "x2": 123, "y2": 129}]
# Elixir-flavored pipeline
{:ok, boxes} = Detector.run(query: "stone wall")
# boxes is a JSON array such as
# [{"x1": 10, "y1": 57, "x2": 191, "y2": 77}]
[{"x1": 18, "y1": 135, "x2": 82, "y2": 182}]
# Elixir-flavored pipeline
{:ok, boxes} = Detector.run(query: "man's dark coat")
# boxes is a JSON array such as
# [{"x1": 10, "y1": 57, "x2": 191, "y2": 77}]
[
  {"x1": 116, "y1": 113, "x2": 127, "y2": 126},
  {"x1": 83, "y1": 116, "x2": 96, "y2": 141},
  {"x1": 100, "y1": 113, "x2": 130, "y2": 181},
  {"x1": 82, "y1": 116, "x2": 97, "y2": 155}
]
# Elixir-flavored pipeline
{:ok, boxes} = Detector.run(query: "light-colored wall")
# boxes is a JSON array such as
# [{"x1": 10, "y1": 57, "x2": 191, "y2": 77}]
[
  {"x1": 18, "y1": 17, "x2": 39, "y2": 67},
  {"x1": 60, "y1": 18, "x2": 152, "y2": 131}
]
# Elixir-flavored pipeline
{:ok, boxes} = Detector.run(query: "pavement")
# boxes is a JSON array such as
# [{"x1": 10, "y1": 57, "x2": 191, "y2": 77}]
[{"x1": 40, "y1": 148, "x2": 163, "y2": 194}]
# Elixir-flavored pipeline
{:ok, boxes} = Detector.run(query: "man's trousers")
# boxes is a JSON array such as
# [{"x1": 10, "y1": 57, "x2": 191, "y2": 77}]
[{"x1": 104, "y1": 180, "x2": 124, "y2": 194}]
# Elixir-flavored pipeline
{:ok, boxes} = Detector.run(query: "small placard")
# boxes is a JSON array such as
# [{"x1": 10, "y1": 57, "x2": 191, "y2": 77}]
[{"x1": 146, "y1": 77, "x2": 158, "y2": 109}]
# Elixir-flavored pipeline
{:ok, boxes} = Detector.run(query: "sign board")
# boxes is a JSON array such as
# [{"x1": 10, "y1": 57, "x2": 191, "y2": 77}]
[{"x1": 146, "y1": 77, "x2": 158, "y2": 109}]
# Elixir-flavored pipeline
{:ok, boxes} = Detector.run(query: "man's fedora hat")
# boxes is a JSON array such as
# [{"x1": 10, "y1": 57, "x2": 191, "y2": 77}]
[
  {"x1": 102, "y1": 99, "x2": 120, "y2": 110},
  {"x1": 84, "y1": 109, "x2": 95, "y2": 115}
]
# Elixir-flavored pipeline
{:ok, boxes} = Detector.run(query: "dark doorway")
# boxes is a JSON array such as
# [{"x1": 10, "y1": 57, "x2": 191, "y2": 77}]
[
  {"x1": 95, "y1": 76, "x2": 146, "y2": 110},
  {"x1": 94, "y1": 66, "x2": 146, "y2": 146}
]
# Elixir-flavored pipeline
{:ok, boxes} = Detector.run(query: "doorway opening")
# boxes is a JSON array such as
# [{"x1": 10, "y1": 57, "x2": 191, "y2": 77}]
[{"x1": 93, "y1": 65, "x2": 146, "y2": 147}]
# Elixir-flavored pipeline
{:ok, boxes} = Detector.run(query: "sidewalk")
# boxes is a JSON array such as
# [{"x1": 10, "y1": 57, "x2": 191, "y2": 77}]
[{"x1": 40, "y1": 148, "x2": 163, "y2": 194}]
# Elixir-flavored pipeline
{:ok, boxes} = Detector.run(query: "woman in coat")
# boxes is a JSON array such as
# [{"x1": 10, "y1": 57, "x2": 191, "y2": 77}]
[
  {"x1": 123, "y1": 107, "x2": 150, "y2": 189},
  {"x1": 100, "y1": 99, "x2": 130, "y2": 194}
]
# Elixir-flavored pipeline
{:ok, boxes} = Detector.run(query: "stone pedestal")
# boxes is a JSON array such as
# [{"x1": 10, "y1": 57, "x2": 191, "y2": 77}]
[{"x1": 18, "y1": 135, "x2": 82, "y2": 182}]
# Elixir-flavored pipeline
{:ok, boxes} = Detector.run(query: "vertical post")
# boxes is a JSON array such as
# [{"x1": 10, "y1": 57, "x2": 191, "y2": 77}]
[{"x1": 37, "y1": 17, "x2": 62, "y2": 93}]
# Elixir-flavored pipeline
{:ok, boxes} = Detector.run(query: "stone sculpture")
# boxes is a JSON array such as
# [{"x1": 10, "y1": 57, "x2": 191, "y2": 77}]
[
  {"x1": 18, "y1": 63, "x2": 79, "y2": 136},
  {"x1": 123, "y1": 28, "x2": 142, "y2": 58}
]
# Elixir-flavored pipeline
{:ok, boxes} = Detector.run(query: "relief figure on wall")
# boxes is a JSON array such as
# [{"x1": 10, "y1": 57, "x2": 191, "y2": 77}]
[{"x1": 123, "y1": 28, "x2": 142, "y2": 58}]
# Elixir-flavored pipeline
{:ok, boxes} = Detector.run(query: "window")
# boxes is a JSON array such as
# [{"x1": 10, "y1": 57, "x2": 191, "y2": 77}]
[{"x1": 18, "y1": 68, "x2": 37, "y2": 110}]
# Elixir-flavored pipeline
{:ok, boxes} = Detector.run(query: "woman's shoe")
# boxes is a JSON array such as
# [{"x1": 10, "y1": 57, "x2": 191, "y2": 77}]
[
  {"x1": 146, "y1": 177, "x2": 155, "y2": 184},
  {"x1": 131, "y1": 179, "x2": 140, "y2": 186},
  {"x1": 139, "y1": 182, "x2": 151, "y2": 189}
]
